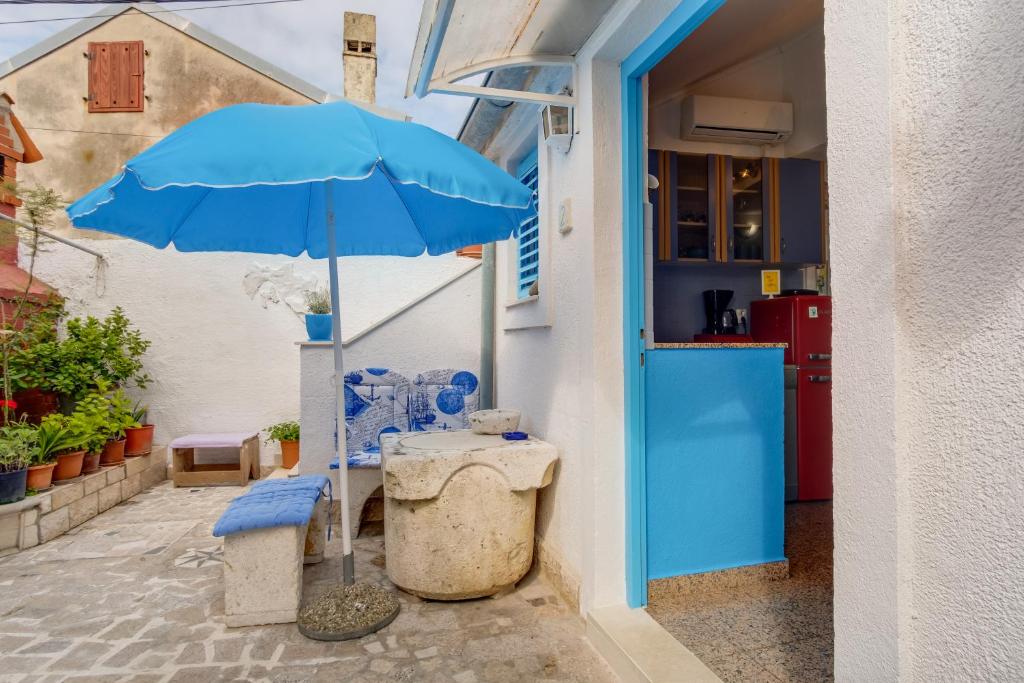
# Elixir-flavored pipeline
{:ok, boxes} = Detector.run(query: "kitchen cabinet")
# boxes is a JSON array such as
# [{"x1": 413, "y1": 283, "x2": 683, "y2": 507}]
[{"x1": 651, "y1": 150, "x2": 824, "y2": 266}]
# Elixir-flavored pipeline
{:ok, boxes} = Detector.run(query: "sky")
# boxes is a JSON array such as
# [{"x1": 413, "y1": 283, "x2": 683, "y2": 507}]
[{"x1": 0, "y1": 0, "x2": 472, "y2": 136}]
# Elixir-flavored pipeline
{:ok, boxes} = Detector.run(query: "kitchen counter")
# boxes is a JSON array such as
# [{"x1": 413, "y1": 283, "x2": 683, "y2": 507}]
[{"x1": 654, "y1": 342, "x2": 788, "y2": 349}]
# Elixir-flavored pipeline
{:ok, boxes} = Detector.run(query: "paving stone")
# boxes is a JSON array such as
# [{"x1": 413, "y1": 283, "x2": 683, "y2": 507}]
[
  {"x1": 38, "y1": 507, "x2": 69, "y2": 543},
  {"x1": 168, "y1": 665, "x2": 244, "y2": 682},
  {"x1": 18, "y1": 638, "x2": 72, "y2": 655},
  {"x1": 106, "y1": 468, "x2": 125, "y2": 486},
  {"x1": 48, "y1": 641, "x2": 114, "y2": 672},
  {"x1": 68, "y1": 492, "x2": 99, "y2": 528},
  {"x1": 0, "y1": 481, "x2": 615, "y2": 683},
  {"x1": 0, "y1": 654, "x2": 51, "y2": 673}
]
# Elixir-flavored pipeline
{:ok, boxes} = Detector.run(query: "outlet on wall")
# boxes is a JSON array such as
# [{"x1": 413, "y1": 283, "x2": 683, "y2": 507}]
[{"x1": 735, "y1": 307, "x2": 748, "y2": 322}]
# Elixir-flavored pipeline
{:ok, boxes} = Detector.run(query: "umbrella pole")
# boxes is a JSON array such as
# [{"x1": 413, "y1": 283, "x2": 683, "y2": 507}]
[{"x1": 325, "y1": 181, "x2": 355, "y2": 586}]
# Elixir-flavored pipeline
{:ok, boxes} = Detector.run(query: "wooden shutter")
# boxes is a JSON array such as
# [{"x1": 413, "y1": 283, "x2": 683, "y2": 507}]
[{"x1": 89, "y1": 41, "x2": 144, "y2": 113}]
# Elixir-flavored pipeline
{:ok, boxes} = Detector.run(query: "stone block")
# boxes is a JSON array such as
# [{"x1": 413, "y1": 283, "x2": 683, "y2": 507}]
[
  {"x1": 223, "y1": 523, "x2": 306, "y2": 627},
  {"x1": 20, "y1": 508, "x2": 38, "y2": 527},
  {"x1": 69, "y1": 492, "x2": 98, "y2": 528},
  {"x1": 106, "y1": 467, "x2": 125, "y2": 485},
  {"x1": 39, "y1": 507, "x2": 70, "y2": 542},
  {"x1": 19, "y1": 523, "x2": 38, "y2": 549},
  {"x1": 0, "y1": 513, "x2": 18, "y2": 550},
  {"x1": 83, "y1": 471, "x2": 106, "y2": 495},
  {"x1": 98, "y1": 483, "x2": 122, "y2": 512},
  {"x1": 121, "y1": 473, "x2": 142, "y2": 500},
  {"x1": 140, "y1": 464, "x2": 162, "y2": 490},
  {"x1": 37, "y1": 492, "x2": 52, "y2": 514},
  {"x1": 125, "y1": 454, "x2": 149, "y2": 478},
  {"x1": 51, "y1": 481, "x2": 84, "y2": 510}
]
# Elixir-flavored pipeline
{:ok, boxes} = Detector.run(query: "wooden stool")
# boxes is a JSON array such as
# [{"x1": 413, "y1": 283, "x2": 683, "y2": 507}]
[{"x1": 170, "y1": 433, "x2": 260, "y2": 487}]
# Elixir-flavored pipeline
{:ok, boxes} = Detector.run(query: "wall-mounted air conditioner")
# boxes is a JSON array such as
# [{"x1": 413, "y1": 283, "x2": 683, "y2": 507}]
[{"x1": 681, "y1": 95, "x2": 793, "y2": 144}]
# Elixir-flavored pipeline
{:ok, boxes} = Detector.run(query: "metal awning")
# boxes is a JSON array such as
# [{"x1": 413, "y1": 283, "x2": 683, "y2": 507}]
[{"x1": 406, "y1": 0, "x2": 616, "y2": 106}]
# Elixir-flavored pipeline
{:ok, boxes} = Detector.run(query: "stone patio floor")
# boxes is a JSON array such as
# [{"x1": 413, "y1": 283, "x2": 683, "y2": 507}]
[{"x1": 0, "y1": 481, "x2": 615, "y2": 682}]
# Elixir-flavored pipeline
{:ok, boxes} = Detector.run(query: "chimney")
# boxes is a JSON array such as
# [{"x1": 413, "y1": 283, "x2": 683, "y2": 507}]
[{"x1": 343, "y1": 12, "x2": 377, "y2": 104}]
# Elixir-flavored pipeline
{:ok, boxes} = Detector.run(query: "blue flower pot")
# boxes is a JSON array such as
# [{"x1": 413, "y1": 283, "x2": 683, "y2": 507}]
[
  {"x1": 305, "y1": 313, "x2": 333, "y2": 341},
  {"x1": 0, "y1": 467, "x2": 27, "y2": 505}
]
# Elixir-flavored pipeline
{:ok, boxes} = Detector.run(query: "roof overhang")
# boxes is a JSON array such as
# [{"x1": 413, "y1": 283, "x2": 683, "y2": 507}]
[{"x1": 406, "y1": 0, "x2": 616, "y2": 107}]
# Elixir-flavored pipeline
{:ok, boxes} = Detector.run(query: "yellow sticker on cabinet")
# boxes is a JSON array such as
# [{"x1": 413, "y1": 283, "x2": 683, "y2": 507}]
[{"x1": 761, "y1": 269, "x2": 781, "y2": 296}]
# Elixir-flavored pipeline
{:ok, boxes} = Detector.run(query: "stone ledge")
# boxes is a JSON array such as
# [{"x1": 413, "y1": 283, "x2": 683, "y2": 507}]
[{"x1": 0, "y1": 445, "x2": 168, "y2": 554}]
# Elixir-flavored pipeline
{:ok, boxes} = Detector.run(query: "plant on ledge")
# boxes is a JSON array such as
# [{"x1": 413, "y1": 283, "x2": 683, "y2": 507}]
[
  {"x1": 265, "y1": 420, "x2": 301, "y2": 469},
  {"x1": 0, "y1": 422, "x2": 36, "y2": 504},
  {"x1": 14, "y1": 307, "x2": 151, "y2": 405}
]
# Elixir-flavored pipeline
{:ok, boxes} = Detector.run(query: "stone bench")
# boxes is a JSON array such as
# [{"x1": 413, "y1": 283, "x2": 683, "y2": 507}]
[{"x1": 212, "y1": 476, "x2": 330, "y2": 627}]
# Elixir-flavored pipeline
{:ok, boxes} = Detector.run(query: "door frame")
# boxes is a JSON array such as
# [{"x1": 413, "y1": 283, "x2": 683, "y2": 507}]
[{"x1": 621, "y1": 0, "x2": 725, "y2": 608}]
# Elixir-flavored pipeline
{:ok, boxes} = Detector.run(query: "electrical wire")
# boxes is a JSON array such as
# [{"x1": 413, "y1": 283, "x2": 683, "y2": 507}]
[{"x1": 0, "y1": 0, "x2": 307, "y2": 25}]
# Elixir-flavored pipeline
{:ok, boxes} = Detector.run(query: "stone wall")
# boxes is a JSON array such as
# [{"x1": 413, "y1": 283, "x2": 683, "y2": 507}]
[{"x1": 0, "y1": 447, "x2": 167, "y2": 556}]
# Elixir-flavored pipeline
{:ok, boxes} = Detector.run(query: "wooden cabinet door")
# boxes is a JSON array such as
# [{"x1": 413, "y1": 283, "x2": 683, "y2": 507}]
[
  {"x1": 673, "y1": 152, "x2": 716, "y2": 262},
  {"x1": 723, "y1": 156, "x2": 769, "y2": 263},
  {"x1": 776, "y1": 158, "x2": 823, "y2": 264}
]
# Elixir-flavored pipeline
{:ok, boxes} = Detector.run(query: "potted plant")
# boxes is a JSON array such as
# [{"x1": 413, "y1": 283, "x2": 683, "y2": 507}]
[
  {"x1": 304, "y1": 288, "x2": 332, "y2": 341},
  {"x1": 34, "y1": 414, "x2": 84, "y2": 490},
  {"x1": 14, "y1": 307, "x2": 150, "y2": 413},
  {"x1": 75, "y1": 388, "x2": 136, "y2": 467},
  {"x1": 0, "y1": 422, "x2": 35, "y2": 504},
  {"x1": 124, "y1": 401, "x2": 154, "y2": 457},
  {"x1": 266, "y1": 420, "x2": 300, "y2": 469},
  {"x1": 46, "y1": 414, "x2": 86, "y2": 482},
  {"x1": 68, "y1": 404, "x2": 109, "y2": 475}
]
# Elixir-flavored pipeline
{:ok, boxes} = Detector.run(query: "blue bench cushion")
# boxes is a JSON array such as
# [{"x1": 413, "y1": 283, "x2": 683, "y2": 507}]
[
  {"x1": 344, "y1": 368, "x2": 410, "y2": 457},
  {"x1": 410, "y1": 369, "x2": 480, "y2": 432},
  {"x1": 329, "y1": 451, "x2": 381, "y2": 470},
  {"x1": 212, "y1": 475, "x2": 331, "y2": 537}
]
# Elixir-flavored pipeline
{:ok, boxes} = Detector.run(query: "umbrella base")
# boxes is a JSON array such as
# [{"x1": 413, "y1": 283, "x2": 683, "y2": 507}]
[{"x1": 297, "y1": 583, "x2": 400, "y2": 641}]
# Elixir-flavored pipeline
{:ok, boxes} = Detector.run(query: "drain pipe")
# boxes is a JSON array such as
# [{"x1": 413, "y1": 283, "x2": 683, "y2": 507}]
[{"x1": 479, "y1": 242, "x2": 496, "y2": 409}]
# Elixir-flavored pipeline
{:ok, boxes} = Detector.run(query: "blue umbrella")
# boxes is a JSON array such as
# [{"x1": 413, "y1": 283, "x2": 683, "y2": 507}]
[{"x1": 67, "y1": 100, "x2": 533, "y2": 585}]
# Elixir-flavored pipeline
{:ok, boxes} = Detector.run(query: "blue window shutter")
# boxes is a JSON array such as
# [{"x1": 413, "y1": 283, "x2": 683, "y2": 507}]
[{"x1": 516, "y1": 148, "x2": 540, "y2": 299}]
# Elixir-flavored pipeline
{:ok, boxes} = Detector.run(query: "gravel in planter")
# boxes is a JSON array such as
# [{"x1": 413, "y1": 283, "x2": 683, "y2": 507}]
[{"x1": 297, "y1": 583, "x2": 400, "y2": 641}]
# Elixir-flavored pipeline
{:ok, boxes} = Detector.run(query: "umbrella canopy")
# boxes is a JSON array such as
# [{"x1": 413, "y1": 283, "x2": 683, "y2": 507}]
[
  {"x1": 67, "y1": 101, "x2": 533, "y2": 255},
  {"x1": 67, "y1": 100, "x2": 533, "y2": 589}
]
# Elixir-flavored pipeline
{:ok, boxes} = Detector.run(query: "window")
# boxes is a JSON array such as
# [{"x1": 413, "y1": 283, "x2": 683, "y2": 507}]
[
  {"x1": 516, "y1": 149, "x2": 540, "y2": 298},
  {"x1": 88, "y1": 41, "x2": 144, "y2": 113}
]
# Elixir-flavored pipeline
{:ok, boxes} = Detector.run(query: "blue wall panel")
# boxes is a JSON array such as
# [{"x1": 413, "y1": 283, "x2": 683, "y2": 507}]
[{"x1": 645, "y1": 348, "x2": 785, "y2": 578}]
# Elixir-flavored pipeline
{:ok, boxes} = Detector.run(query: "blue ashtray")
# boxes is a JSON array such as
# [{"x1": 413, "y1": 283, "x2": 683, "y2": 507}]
[{"x1": 502, "y1": 431, "x2": 528, "y2": 441}]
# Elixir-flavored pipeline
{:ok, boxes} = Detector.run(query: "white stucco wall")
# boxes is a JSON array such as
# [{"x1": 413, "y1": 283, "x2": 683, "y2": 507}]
[
  {"x1": 29, "y1": 240, "x2": 481, "y2": 467},
  {"x1": 828, "y1": 0, "x2": 1024, "y2": 679}
]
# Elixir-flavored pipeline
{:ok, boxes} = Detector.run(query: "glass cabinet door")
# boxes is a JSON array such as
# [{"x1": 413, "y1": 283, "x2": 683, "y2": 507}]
[
  {"x1": 673, "y1": 153, "x2": 713, "y2": 261},
  {"x1": 727, "y1": 157, "x2": 767, "y2": 262}
]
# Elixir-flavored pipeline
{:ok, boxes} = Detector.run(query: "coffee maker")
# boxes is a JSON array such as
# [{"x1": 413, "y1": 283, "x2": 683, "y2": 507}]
[{"x1": 702, "y1": 289, "x2": 739, "y2": 335}]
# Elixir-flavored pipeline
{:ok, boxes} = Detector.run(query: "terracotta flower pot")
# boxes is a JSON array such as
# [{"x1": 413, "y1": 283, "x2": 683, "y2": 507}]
[
  {"x1": 280, "y1": 439, "x2": 300, "y2": 469},
  {"x1": 81, "y1": 451, "x2": 101, "y2": 474},
  {"x1": 124, "y1": 424, "x2": 155, "y2": 457},
  {"x1": 26, "y1": 462, "x2": 57, "y2": 491},
  {"x1": 53, "y1": 450, "x2": 85, "y2": 482},
  {"x1": 100, "y1": 438, "x2": 127, "y2": 466},
  {"x1": 0, "y1": 468, "x2": 27, "y2": 504}
]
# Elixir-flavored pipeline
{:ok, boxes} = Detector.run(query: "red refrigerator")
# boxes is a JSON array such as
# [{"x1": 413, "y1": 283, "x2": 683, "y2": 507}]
[{"x1": 751, "y1": 295, "x2": 832, "y2": 501}]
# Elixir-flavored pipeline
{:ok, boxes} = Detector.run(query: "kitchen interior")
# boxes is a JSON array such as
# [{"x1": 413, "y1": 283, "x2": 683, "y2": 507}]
[{"x1": 641, "y1": 1, "x2": 834, "y2": 681}]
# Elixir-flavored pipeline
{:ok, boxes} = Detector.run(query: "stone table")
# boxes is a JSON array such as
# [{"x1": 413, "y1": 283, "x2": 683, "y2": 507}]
[{"x1": 381, "y1": 430, "x2": 558, "y2": 600}]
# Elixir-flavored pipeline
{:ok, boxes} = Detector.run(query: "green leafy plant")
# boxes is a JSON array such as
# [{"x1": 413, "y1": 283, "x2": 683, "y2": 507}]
[
  {"x1": 69, "y1": 389, "x2": 115, "y2": 455},
  {"x1": 0, "y1": 422, "x2": 36, "y2": 473},
  {"x1": 35, "y1": 414, "x2": 86, "y2": 465},
  {"x1": 304, "y1": 288, "x2": 331, "y2": 314},
  {"x1": 106, "y1": 388, "x2": 140, "y2": 440},
  {"x1": 18, "y1": 307, "x2": 152, "y2": 402},
  {"x1": 265, "y1": 420, "x2": 300, "y2": 443},
  {"x1": 131, "y1": 401, "x2": 149, "y2": 426}
]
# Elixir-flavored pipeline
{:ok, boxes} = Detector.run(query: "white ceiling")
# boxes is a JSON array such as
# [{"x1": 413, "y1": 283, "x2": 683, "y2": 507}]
[{"x1": 649, "y1": 0, "x2": 823, "y2": 100}]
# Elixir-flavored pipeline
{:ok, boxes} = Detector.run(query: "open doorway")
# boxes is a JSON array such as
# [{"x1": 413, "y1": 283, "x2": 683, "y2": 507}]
[{"x1": 626, "y1": 1, "x2": 833, "y2": 680}]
